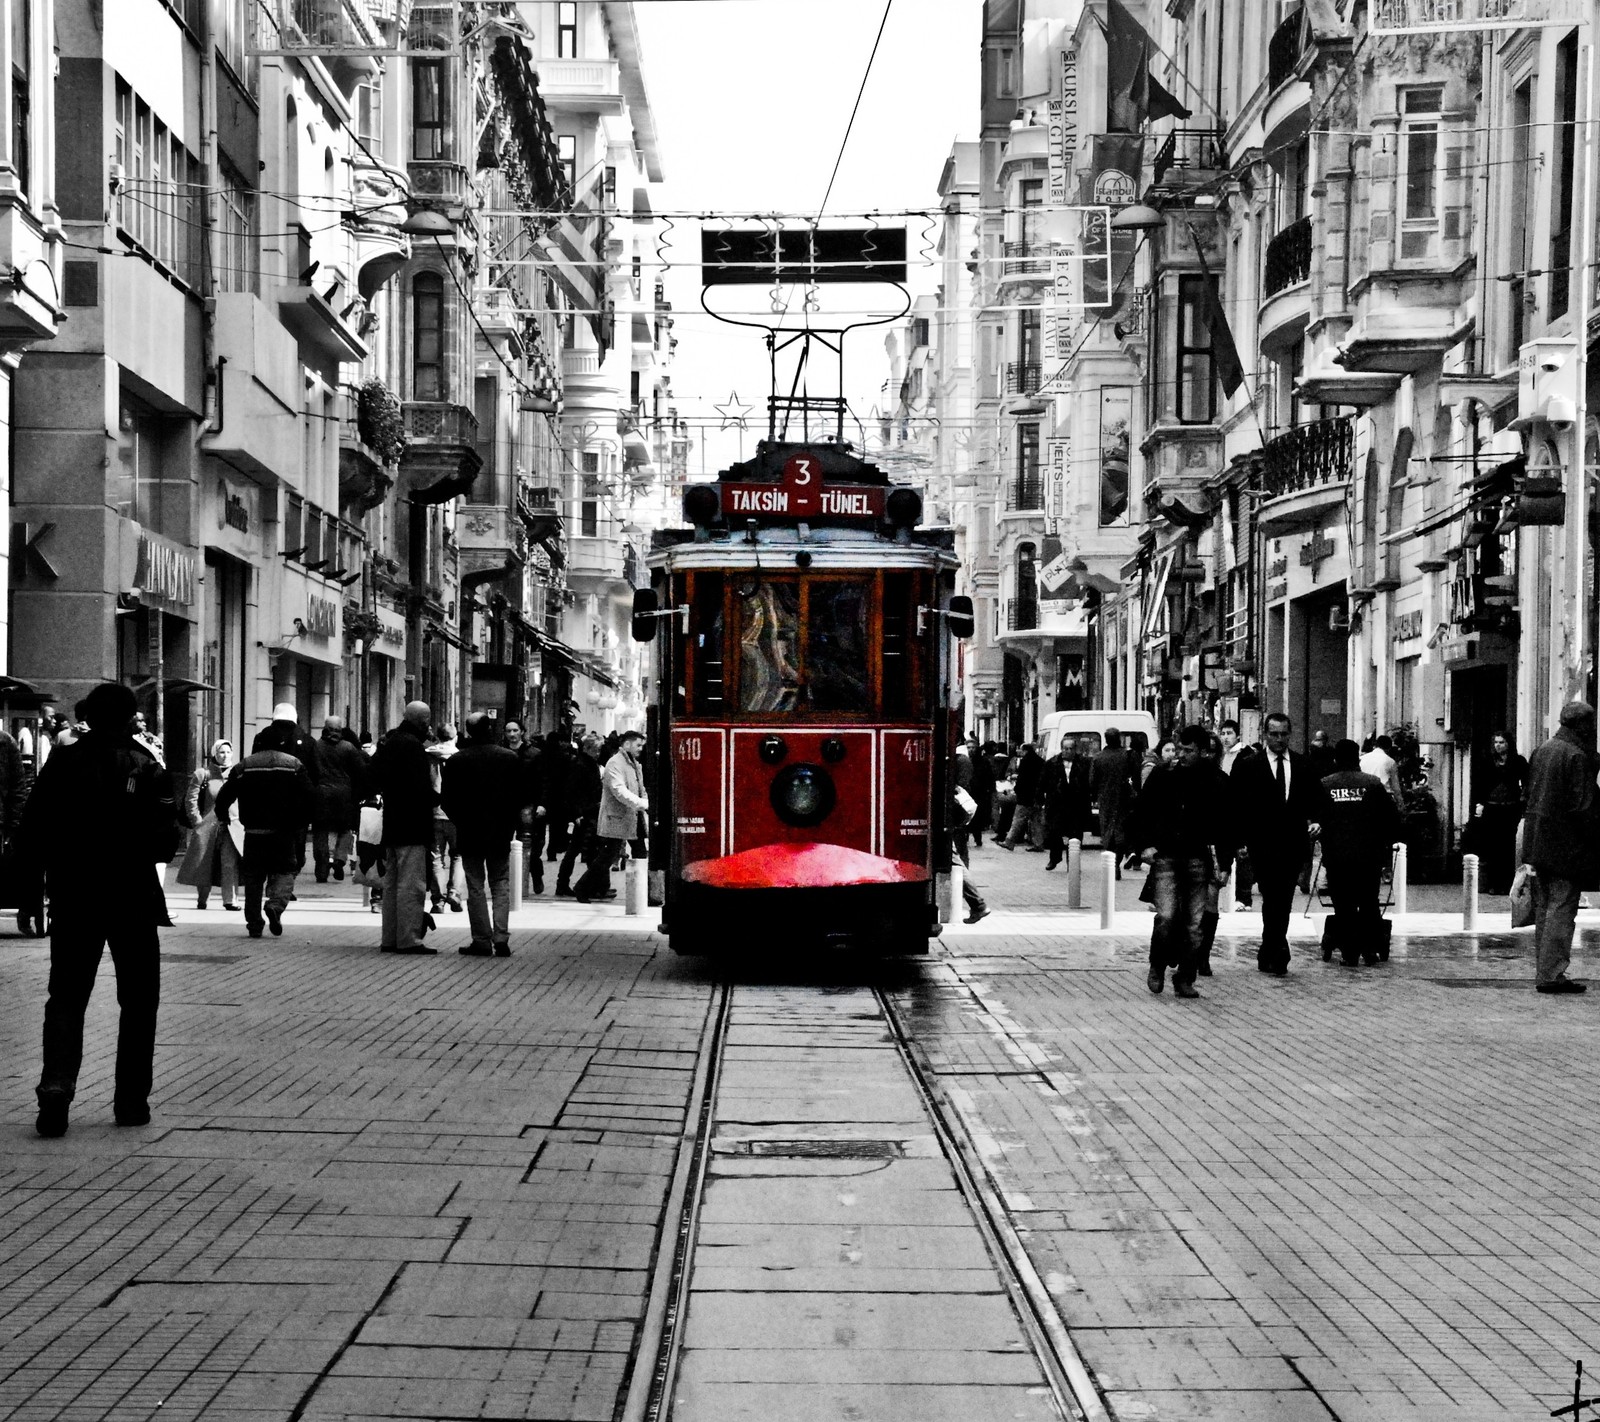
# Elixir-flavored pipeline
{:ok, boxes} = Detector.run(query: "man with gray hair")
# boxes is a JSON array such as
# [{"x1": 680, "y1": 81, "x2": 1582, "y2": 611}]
[
  {"x1": 1520, "y1": 700, "x2": 1597, "y2": 994},
  {"x1": 373, "y1": 701, "x2": 438, "y2": 954}
]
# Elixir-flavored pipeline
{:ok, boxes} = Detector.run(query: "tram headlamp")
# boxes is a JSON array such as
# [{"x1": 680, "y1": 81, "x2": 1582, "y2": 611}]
[
  {"x1": 770, "y1": 763, "x2": 836, "y2": 828},
  {"x1": 885, "y1": 488, "x2": 922, "y2": 528},
  {"x1": 758, "y1": 734, "x2": 788, "y2": 765},
  {"x1": 683, "y1": 484, "x2": 720, "y2": 526}
]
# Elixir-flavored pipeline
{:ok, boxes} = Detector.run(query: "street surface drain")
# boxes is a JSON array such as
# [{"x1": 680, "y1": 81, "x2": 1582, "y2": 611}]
[
  {"x1": 163, "y1": 954, "x2": 246, "y2": 965},
  {"x1": 717, "y1": 1138, "x2": 906, "y2": 1159},
  {"x1": 1426, "y1": 978, "x2": 1526, "y2": 989}
]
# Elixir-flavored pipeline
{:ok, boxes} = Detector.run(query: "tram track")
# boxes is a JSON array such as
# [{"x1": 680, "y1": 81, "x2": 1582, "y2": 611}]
[{"x1": 620, "y1": 973, "x2": 1110, "y2": 1422}]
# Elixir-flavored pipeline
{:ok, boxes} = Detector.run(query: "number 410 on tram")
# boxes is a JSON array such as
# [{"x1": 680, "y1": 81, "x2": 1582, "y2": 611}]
[{"x1": 632, "y1": 440, "x2": 975, "y2": 956}]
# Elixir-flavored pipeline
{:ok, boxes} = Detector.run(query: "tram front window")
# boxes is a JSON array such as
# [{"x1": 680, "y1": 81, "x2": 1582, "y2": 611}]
[
  {"x1": 805, "y1": 580, "x2": 870, "y2": 711},
  {"x1": 738, "y1": 581, "x2": 802, "y2": 712}
]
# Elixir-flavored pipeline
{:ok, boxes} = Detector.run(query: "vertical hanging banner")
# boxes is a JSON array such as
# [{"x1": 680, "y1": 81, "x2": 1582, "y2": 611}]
[
  {"x1": 1099, "y1": 386, "x2": 1134, "y2": 527},
  {"x1": 1045, "y1": 41, "x2": 1080, "y2": 370},
  {"x1": 1046, "y1": 434, "x2": 1072, "y2": 546},
  {"x1": 1048, "y1": 43, "x2": 1079, "y2": 209}
]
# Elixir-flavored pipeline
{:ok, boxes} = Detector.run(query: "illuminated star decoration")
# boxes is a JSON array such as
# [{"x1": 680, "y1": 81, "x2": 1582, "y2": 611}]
[{"x1": 715, "y1": 391, "x2": 754, "y2": 431}]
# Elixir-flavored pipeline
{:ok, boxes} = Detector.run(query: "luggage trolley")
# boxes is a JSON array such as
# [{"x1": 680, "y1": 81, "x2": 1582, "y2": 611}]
[{"x1": 1306, "y1": 845, "x2": 1397, "y2": 966}]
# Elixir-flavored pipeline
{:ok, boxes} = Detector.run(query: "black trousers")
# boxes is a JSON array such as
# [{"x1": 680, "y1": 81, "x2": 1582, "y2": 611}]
[
  {"x1": 1251, "y1": 852, "x2": 1300, "y2": 969},
  {"x1": 38, "y1": 912, "x2": 160, "y2": 1110},
  {"x1": 521, "y1": 821, "x2": 547, "y2": 891},
  {"x1": 1325, "y1": 856, "x2": 1383, "y2": 946},
  {"x1": 573, "y1": 824, "x2": 618, "y2": 899}
]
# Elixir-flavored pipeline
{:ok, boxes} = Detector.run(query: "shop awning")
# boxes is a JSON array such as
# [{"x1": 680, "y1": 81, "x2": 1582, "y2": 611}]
[{"x1": 132, "y1": 677, "x2": 218, "y2": 696}]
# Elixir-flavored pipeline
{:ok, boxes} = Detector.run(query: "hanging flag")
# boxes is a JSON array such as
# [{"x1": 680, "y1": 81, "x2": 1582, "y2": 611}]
[
  {"x1": 537, "y1": 175, "x2": 610, "y2": 353},
  {"x1": 1104, "y1": 0, "x2": 1192, "y2": 132},
  {"x1": 1191, "y1": 240, "x2": 1245, "y2": 398}
]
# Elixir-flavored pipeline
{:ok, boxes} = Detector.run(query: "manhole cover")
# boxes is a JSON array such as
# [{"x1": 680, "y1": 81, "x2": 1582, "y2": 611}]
[{"x1": 718, "y1": 1138, "x2": 906, "y2": 1159}]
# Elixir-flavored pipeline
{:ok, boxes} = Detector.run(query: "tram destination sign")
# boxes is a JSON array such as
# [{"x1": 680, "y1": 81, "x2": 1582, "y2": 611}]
[
  {"x1": 716, "y1": 453, "x2": 888, "y2": 521},
  {"x1": 1370, "y1": 0, "x2": 1583, "y2": 30}
]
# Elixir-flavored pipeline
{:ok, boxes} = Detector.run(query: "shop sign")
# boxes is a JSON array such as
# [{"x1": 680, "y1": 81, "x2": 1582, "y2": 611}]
[
  {"x1": 1371, "y1": 0, "x2": 1584, "y2": 33},
  {"x1": 1299, "y1": 531, "x2": 1337, "y2": 577},
  {"x1": 304, "y1": 595, "x2": 338, "y2": 639},
  {"x1": 135, "y1": 531, "x2": 197, "y2": 610},
  {"x1": 1392, "y1": 608, "x2": 1425, "y2": 644},
  {"x1": 374, "y1": 605, "x2": 407, "y2": 658},
  {"x1": 220, "y1": 484, "x2": 250, "y2": 533}
]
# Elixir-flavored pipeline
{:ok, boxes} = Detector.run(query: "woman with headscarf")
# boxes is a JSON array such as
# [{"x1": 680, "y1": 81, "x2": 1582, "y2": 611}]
[{"x1": 177, "y1": 740, "x2": 243, "y2": 911}]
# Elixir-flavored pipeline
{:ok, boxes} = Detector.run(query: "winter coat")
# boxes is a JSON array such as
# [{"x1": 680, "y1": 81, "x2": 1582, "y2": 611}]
[
  {"x1": 373, "y1": 722, "x2": 437, "y2": 846},
  {"x1": 440, "y1": 743, "x2": 528, "y2": 853},
  {"x1": 1012, "y1": 747, "x2": 1044, "y2": 808},
  {"x1": 1319, "y1": 768, "x2": 1402, "y2": 869},
  {"x1": 313, "y1": 734, "x2": 370, "y2": 829},
  {"x1": 0, "y1": 728, "x2": 32, "y2": 838},
  {"x1": 1042, "y1": 753, "x2": 1092, "y2": 840},
  {"x1": 213, "y1": 750, "x2": 313, "y2": 837},
  {"x1": 969, "y1": 749, "x2": 996, "y2": 831},
  {"x1": 566, "y1": 750, "x2": 603, "y2": 823},
  {"x1": 1089, "y1": 745, "x2": 1136, "y2": 852},
  {"x1": 177, "y1": 765, "x2": 242, "y2": 889},
  {"x1": 252, "y1": 722, "x2": 322, "y2": 787},
  {"x1": 16, "y1": 733, "x2": 178, "y2": 918},
  {"x1": 1126, "y1": 761, "x2": 1235, "y2": 870},
  {"x1": 597, "y1": 751, "x2": 649, "y2": 840},
  {"x1": 1520, "y1": 725, "x2": 1599, "y2": 885}
]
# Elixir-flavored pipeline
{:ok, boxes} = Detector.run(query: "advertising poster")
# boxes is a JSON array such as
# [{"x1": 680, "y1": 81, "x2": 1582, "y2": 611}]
[{"x1": 1099, "y1": 386, "x2": 1133, "y2": 527}]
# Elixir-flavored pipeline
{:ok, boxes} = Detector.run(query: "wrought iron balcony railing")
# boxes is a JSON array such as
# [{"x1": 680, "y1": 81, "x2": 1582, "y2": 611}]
[
  {"x1": 402, "y1": 401, "x2": 479, "y2": 448},
  {"x1": 1001, "y1": 241, "x2": 1049, "y2": 277},
  {"x1": 1268, "y1": 7, "x2": 1306, "y2": 91},
  {"x1": 1259, "y1": 415, "x2": 1353, "y2": 500},
  {"x1": 1005, "y1": 361, "x2": 1043, "y2": 396},
  {"x1": 1006, "y1": 475, "x2": 1045, "y2": 512},
  {"x1": 1007, "y1": 598, "x2": 1040, "y2": 631},
  {"x1": 1150, "y1": 129, "x2": 1227, "y2": 189},
  {"x1": 1264, "y1": 215, "x2": 1313, "y2": 297}
]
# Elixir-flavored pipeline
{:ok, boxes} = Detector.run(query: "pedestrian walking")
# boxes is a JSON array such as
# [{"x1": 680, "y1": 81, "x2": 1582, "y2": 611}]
[
  {"x1": 213, "y1": 730, "x2": 314, "y2": 939},
  {"x1": 1040, "y1": 736, "x2": 1091, "y2": 869},
  {"x1": 312, "y1": 716, "x2": 369, "y2": 883},
  {"x1": 576, "y1": 730, "x2": 649, "y2": 903},
  {"x1": 1307, "y1": 729, "x2": 1337, "y2": 780},
  {"x1": 562, "y1": 733, "x2": 606, "y2": 900},
  {"x1": 24, "y1": 683, "x2": 181, "y2": 1136},
  {"x1": 1127, "y1": 725, "x2": 1235, "y2": 998},
  {"x1": 251, "y1": 704, "x2": 321, "y2": 874},
  {"x1": 426, "y1": 723, "x2": 465, "y2": 914},
  {"x1": 503, "y1": 720, "x2": 547, "y2": 896},
  {"x1": 177, "y1": 739, "x2": 242, "y2": 911},
  {"x1": 1001, "y1": 742, "x2": 1046, "y2": 851},
  {"x1": 545, "y1": 729, "x2": 581, "y2": 888},
  {"x1": 969, "y1": 738, "x2": 996, "y2": 847},
  {"x1": 1520, "y1": 701, "x2": 1597, "y2": 994},
  {"x1": 441, "y1": 713, "x2": 526, "y2": 957},
  {"x1": 1319, "y1": 739, "x2": 1402, "y2": 963},
  {"x1": 951, "y1": 741, "x2": 989, "y2": 923},
  {"x1": 1217, "y1": 720, "x2": 1254, "y2": 907},
  {"x1": 374, "y1": 702, "x2": 440, "y2": 955},
  {"x1": 1089, "y1": 729, "x2": 1137, "y2": 878},
  {"x1": 1359, "y1": 734, "x2": 1405, "y2": 810},
  {"x1": 1470, "y1": 732, "x2": 1527, "y2": 895},
  {"x1": 1231, "y1": 712, "x2": 1329, "y2": 975},
  {"x1": 1192, "y1": 732, "x2": 1228, "y2": 975}
]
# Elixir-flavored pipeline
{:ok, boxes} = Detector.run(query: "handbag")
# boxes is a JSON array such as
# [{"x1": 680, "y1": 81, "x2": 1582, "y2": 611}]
[
  {"x1": 358, "y1": 803, "x2": 384, "y2": 846},
  {"x1": 1509, "y1": 864, "x2": 1536, "y2": 929},
  {"x1": 952, "y1": 786, "x2": 977, "y2": 824}
]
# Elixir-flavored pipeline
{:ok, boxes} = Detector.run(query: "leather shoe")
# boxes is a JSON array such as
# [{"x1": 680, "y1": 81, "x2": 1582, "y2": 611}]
[
  {"x1": 223, "y1": 903, "x2": 241, "y2": 912},
  {"x1": 965, "y1": 905, "x2": 990, "y2": 924},
  {"x1": 1045, "y1": 859, "x2": 1060, "y2": 870},
  {"x1": 114, "y1": 1103, "x2": 151, "y2": 1127},
  {"x1": 1147, "y1": 967, "x2": 1164, "y2": 994},
  {"x1": 458, "y1": 943, "x2": 492, "y2": 957},
  {"x1": 35, "y1": 1098, "x2": 68, "y2": 1138},
  {"x1": 247, "y1": 924, "x2": 264, "y2": 939},
  {"x1": 1536, "y1": 977, "x2": 1587, "y2": 994},
  {"x1": 1173, "y1": 979, "x2": 1199, "y2": 999},
  {"x1": 1197, "y1": 961, "x2": 1213, "y2": 977},
  {"x1": 493, "y1": 944, "x2": 511, "y2": 958},
  {"x1": 446, "y1": 895, "x2": 464, "y2": 913},
  {"x1": 266, "y1": 906, "x2": 283, "y2": 936},
  {"x1": 555, "y1": 885, "x2": 575, "y2": 898}
]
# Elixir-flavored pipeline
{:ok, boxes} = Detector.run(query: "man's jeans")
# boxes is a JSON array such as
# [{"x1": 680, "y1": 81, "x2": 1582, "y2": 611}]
[
  {"x1": 1532, "y1": 871, "x2": 1582, "y2": 985},
  {"x1": 37, "y1": 913, "x2": 160, "y2": 1111},
  {"x1": 461, "y1": 844, "x2": 512, "y2": 949},
  {"x1": 242, "y1": 830, "x2": 299, "y2": 932},
  {"x1": 430, "y1": 820, "x2": 463, "y2": 904},
  {"x1": 382, "y1": 843, "x2": 431, "y2": 950},
  {"x1": 1149, "y1": 854, "x2": 1213, "y2": 985},
  {"x1": 312, "y1": 825, "x2": 355, "y2": 881},
  {"x1": 1003, "y1": 802, "x2": 1043, "y2": 849}
]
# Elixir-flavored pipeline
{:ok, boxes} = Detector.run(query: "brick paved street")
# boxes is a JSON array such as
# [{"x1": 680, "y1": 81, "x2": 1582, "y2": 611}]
[{"x1": 1, "y1": 855, "x2": 1596, "y2": 1420}]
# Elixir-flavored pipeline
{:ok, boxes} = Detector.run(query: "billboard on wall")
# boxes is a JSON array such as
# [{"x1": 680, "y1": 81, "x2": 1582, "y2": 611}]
[
  {"x1": 1099, "y1": 387, "x2": 1134, "y2": 527},
  {"x1": 1369, "y1": 0, "x2": 1584, "y2": 31}
]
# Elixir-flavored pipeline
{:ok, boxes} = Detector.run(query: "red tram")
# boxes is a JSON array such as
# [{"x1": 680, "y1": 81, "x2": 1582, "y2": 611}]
[{"x1": 633, "y1": 440, "x2": 973, "y2": 955}]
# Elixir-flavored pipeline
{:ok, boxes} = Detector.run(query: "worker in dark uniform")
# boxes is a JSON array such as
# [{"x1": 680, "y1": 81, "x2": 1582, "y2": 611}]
[{"x1": 1319, "y1": 738, "x2": 1402, "y2": 965}]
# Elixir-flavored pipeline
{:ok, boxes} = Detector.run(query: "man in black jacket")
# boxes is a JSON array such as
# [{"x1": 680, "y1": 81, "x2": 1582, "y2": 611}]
[
  {"x1": 1041, "y1": 737, "x2": 1093, "y2": 870},
  {"x1": 1230, "y1": 711, "x2": 1329, "y2": 975},
  {"x1": 24, "y1": 683, "x2": 180, "y2": 1136},
  {"x1": 312, "y1": 715, "x2": 369, "y2": 882},
  {"x1": 560, "y1": 733, "x2": 605, "y2": 899},
  {"x1": 214, "y1": 737, "x2": 314, "y2": 939},
  {"x1": 441, "y1": 713, "x2": 528, "y2": 957},
  {"x1": 1127, "y1": 725, "x2": 1235, "y2": 998},
  {"x1": 1319, "y1": 738, "x2": 1402, "y2": 964},
  {"x1": 1001, "y1": 743, "x2": 1046, "y2": 851},
  {"x1": 374, "y1": 702, "x2": 437, "y2": 954}
]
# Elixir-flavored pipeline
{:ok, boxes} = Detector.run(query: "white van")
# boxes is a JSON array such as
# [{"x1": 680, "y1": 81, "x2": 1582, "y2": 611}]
[{"x1": 1037, "y1": 710, "x2": 1159, "y2": 762}]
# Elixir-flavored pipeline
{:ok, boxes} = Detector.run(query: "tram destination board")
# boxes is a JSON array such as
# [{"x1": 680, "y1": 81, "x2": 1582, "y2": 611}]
[
  {"x1": 701, "y1": 228, "x2": 908, "y2": 286},
  {"x1": 715, "y1": 454, "x2": 887, "y2": 520}
]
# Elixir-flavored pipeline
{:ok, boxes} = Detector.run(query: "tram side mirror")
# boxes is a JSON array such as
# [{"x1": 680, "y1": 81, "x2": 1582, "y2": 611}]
[
  {"x1": 947, "y1": 596, "x2": 975, "y2": 640},
  {"x1": 631, "y1": 588, "x2": 660, "y2": 643}
]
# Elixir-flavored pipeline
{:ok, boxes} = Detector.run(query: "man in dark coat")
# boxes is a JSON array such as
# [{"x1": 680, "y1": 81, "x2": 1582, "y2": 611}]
[
  {"x1": 312, "y1": 715, "x2": 369, "y2": 883},
  {"x1": 559, "y1": 733, "x2": 605, "y2": 899},
  {"x1": 1231, "y1": 711, "x2": 1330, "y2": 975},
  {"x1": 1041, "y1": 737, "x2": 1092, "y2": 870},
  {"x1": 1089, "y1": 729, "x2": 1137, "y2": 878},
  {"x1": 373, "y1": 701, "x2": 438, "y2": 954},
  {"x1": 1126, "y1": 725, "x2": 1235, "y2": 998},
  {"x1": 214, "y1": 734, "x2": 314, "y2": 939},
  {"x1": 503, "y1": 720, "x2": 547, "y2": 896},
  {"x1": 951, "y1": 741, "x2": 988, "y2": 923},
  {"x1": 1521, "y1": 701, "x2": 1597, "y2": 993},
  {"x1": 23, "y1": 683, "x2": 180, "y2": 1137},
  {"x1": 1001, "y1": 743, "x2": 1046, "y2": 850},
  {"x1": 441, "y1": 713, "x2": 528, "y2": 957},
  {"x1": 252, "y1": 704, "x2": 320, "y2": 870},
  {"x1": 1319, "y1": 738, "x2": 1402, "y2": 963}
]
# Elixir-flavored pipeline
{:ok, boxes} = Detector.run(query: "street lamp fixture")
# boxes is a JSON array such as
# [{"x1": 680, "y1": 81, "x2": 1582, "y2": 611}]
[
  {"x1": 400, "y1": 207, "x2": 454, "y2": 237},
  {"x1": 1110, "y1": 204, "x2": 1164, "y2": 233}
]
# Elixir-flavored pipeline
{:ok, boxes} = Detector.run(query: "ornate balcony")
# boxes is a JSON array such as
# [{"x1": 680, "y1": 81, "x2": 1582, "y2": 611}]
[
  {"x1": 1007, "y1": 598, "x2": 1039, "y2": 631},
  {"x1": 339, "y1": 380, "x2": 401, "y2": 512},
  {"x1": 1268, "y1": 8, "x2": 1305, "y2": 91},
  {"x1": 1260, "y1": 215, "x2": 1314, "y2": 353},
  {"x1": 399, "y1": 401, "x2": 481, "y2": 504},
  {"x1": 1005, "y1": 475, "x2": 1045, "y2": 513},
  {"x1": 1264, "y1": 216, "x2": 1313, "y2": 298},
  {"x1": 1005, "y1": 362, "x2": 1042, "y2": 395},
  {"x1": 1001, "y1": 242, "x2": 1049, "y2": 278},
  {"x1": 1150, "y1": 129, "x2": 1226, "y2": 192},
  {"x1": 1257, "y1": 416, "x2": 1353, "y2": 532},
  {"x1": 536, "y1": 57, "x2": 623, "y2": 112}
]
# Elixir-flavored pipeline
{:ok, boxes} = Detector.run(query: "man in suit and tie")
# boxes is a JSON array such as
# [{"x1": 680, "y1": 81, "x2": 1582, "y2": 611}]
[
  {"x1": 1230, "y1": 711, "x2": 1330, "y2": 974},
  {"x1": 1041, "y1": 735, "x2": 1094, "y2": 870}
]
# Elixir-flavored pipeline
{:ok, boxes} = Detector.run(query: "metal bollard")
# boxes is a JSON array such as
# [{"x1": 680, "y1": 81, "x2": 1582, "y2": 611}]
[
  {"x1": 1100, "y1": 850, "x2": 1117, "y2": 930},
  {"x1": 508, "y1": 838, "x2": 524, "y2": 913},
  {"x1": 625, "y1": 856, "x2": 646, "y2": 916},
  {"x1": 1067, "y1": 838, "x2": 1083, "y2": 909},
  {"x1": 1462, "y1": 852, "x2": 1479, "y2": 930},
  {"x1": 1392, "y1": 841, "x2": 1408, "y2": 916},
  {"x1": 1220, "y1": 858, "x2": 1236, "y2": 914}
]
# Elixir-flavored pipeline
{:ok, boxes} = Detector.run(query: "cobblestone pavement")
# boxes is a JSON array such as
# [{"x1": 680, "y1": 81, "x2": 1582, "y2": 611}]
[{"x1": 2, "y1": 856, "x2": 1597, "y2": 1421}]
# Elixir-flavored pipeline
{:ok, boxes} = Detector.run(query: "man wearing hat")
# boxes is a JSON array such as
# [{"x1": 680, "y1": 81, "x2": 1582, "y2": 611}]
[
  {"x1": 21, "y1": 683, "x2": 180, "y2": 1137},
  {"x1": 214, "y1": 716, "x2": 315, "y2": 939},
  {"x1": 253, "y1": 703, "x2": 321, "y2": 866},
  {"x1": 575, "y1": 729, "x2": 648, "y2": 904}
]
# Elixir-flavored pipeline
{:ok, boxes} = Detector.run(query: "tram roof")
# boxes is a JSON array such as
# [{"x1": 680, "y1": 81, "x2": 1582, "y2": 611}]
[
  {"x1": 713, "y1": 440, "x2": 888, "y2": 485},
  {"x1": 649, "y1": 523, "x2": 956, "y2": 572}
]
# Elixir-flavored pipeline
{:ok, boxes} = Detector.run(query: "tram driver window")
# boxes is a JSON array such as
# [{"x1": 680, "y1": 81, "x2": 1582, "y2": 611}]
[
  {"x1": 806, "y1": 580, "x2": 871, "y2": 712},
  {"x1": 738, "y1": 580, "x2": 801, "y2": 712}
]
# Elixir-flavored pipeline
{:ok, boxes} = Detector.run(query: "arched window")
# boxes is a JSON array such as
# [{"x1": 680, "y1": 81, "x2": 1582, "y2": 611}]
[{"x1": 412, "y1": 272, "x2": 445, "y2": 401}]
